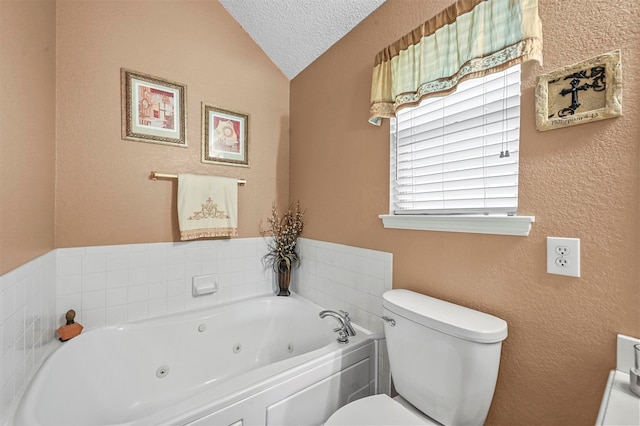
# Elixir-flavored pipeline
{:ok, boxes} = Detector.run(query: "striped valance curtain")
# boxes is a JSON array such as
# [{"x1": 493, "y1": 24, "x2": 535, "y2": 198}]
[{"x1": 369, "y1": 0, "x2": 543, "y2": 125}]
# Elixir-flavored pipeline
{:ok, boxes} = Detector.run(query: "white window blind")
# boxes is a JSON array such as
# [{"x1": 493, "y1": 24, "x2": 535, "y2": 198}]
[{"x1": 390, "y1": 64, "x2": 521, "y2": 216}]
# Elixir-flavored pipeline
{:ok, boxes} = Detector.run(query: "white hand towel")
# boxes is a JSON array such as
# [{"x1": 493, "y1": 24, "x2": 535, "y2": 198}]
[{"x1": 178, "y1": 174, "x2": 238, "y2": 240}]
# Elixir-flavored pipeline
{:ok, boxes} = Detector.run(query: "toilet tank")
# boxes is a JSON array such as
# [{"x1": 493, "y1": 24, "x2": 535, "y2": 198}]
[{"x1": 383, "y1": 289, "x2": 508, "y2": 426}]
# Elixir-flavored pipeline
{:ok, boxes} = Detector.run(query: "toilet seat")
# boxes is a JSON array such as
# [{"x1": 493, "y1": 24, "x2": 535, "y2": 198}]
[{"x1": 324, "y1": 394, "x2": 435, "y2": 426}]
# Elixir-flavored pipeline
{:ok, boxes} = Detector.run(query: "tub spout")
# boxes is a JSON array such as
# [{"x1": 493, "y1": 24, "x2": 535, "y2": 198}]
[{"x1": 319, "y1": 310, "x2": 356, "y2": 344}]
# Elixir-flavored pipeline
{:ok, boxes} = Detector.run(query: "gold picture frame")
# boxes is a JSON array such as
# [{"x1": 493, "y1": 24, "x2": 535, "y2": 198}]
[
  {"x1": 201, "y1": 103, "x2": 249, "y2": 167},
  {"x1": 535, "y1": 50, "x2": 622, "y2": 131},
  {"x1": 121, "y1": 68, "x2": 187, "y2": 146}
]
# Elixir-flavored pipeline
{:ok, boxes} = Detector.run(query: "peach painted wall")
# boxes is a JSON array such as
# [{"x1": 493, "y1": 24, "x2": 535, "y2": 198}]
[
  {"x1": 55, "y1": 0, "x2": 289, "y2": 248},
  {"x1": 290, "y1": 1, "x2": 639, "y2": 425},
  {"x1": 0, "y1": 0, "x2": 56, "y2": 275}
]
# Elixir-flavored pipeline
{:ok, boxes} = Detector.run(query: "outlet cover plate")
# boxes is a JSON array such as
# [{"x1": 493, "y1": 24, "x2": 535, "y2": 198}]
[{"x1": 547, "y1": 237, "x2": 580, "y2": 277}]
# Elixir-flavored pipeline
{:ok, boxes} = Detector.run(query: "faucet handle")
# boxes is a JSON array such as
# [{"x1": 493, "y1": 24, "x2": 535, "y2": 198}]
[
  {"x1": 339, "y1": 310, "x2": 357, "y2": 337},
  {"x1": 336, "y1": 329, "x2": 349, "y2": 344}
]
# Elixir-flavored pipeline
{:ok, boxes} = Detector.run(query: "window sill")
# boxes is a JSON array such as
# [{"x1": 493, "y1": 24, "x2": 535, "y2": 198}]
[{"x1": 378, "y1": 214, "x2": 535, "y2": 236}]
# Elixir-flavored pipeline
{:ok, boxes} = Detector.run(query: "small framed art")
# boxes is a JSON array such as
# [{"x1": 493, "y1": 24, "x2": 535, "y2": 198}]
[
  {"x1": 121, "y1": 68, "x2": 187, "y2": 146},
  {"x1": 535, "y1": 50, "x2": 622, "y2": 131},
  {"x1": 201, "y1": 103, "x2": 249, "y2": 167}
]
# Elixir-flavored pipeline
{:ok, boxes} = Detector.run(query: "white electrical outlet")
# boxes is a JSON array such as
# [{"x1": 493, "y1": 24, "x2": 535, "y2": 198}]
[{"x1": 547, "y1": 237, "x2": 580, "y2": 277}]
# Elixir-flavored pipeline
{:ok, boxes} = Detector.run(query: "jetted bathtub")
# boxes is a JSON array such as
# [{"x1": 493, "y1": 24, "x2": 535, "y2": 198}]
[{"x1": 12, "y1": 294, "x2": 376, "y2": 426}]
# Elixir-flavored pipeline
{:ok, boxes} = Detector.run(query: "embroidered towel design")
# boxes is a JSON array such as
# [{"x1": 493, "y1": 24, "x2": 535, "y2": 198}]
[{"x1": 178, "y1": 174, "x2": 238, "y2": 240}]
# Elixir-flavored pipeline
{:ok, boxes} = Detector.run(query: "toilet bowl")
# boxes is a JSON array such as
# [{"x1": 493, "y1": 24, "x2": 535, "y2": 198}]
[
  {"x1": 325, "y1": 289, "x2": 508, "y2": 426},
  {"x1": 325, "y1": 394, "x2": 436, "y2": 425}
]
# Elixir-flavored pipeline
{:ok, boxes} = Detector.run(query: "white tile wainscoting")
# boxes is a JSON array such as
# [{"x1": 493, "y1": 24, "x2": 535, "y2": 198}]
[
  {"x1": 55, "y1": 238, "x2": 273, "y2": 329},
  {"x1": 294, "y1": 238, "x2": 394, "y2": 394},
  {"x1": 0, "y1": 237, "x2": 394, "y2": 424},
  {"x1": 0, "y1": 251, "x2": 57, "y2": 425}
]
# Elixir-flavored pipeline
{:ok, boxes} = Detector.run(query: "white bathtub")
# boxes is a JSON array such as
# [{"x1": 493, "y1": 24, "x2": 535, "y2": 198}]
[{"x1": 12, "y1": 294, "x2": 376, "y2": 426}]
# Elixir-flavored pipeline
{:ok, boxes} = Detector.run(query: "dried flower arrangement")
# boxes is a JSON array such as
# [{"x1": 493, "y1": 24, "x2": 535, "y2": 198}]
[{"x1": 261, "y1": 201, "x2": 305, "y2": 272}]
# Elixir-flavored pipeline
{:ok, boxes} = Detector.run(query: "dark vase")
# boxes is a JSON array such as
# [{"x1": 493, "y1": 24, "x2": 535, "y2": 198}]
[{"x1": 277, "y1": 260, "x2": 291, "y2": 296}]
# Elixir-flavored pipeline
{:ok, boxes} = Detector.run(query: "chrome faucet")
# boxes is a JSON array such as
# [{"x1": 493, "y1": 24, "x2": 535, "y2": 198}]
[{"x1": 319, "y1": 309, "x2": 356, "y2": 344}]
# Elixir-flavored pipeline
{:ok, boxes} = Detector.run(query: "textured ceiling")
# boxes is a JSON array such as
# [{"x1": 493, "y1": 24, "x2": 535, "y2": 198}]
[{"x1": 218, "y1": 0, "x2": 386, "y2": 80}]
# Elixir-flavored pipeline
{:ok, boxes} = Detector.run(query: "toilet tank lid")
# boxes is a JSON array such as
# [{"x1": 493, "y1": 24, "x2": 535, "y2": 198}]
[{"x1": 383, "y1": 289, "x2": 508, "y2": 343}]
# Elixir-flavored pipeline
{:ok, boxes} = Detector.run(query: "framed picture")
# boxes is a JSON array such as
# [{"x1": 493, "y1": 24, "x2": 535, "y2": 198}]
[
  {"x1": 201, "y1": 103, "x2": 249, "y2": 167},
  {"x1": 535, "y1": 50, "x2": 622, "y2": 131},
  {"x1": 121, "y1": 68, "x2": 187, "y2": 146}
]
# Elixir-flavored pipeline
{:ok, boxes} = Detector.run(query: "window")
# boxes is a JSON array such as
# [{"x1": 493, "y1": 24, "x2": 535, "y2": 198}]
[{"x1": 381, "y1": 64, "x2": 535, "y2": 236}]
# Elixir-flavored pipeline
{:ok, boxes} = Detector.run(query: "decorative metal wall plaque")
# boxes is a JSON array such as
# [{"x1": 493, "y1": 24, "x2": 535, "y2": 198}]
[{"x1": 535, "y1": 50, "x2": 622, "y2": 131}]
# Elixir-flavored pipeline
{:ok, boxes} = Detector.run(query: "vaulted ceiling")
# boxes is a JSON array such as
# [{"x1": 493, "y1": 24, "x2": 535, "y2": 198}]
[{"x1": 218, "y1": 0, "x2": 386, "y2": 79}]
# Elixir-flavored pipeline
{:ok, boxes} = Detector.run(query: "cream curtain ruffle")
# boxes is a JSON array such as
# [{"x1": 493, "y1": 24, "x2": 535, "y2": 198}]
[{"x1": 369, "y1": 0, "x2": 543, "y2": 125}]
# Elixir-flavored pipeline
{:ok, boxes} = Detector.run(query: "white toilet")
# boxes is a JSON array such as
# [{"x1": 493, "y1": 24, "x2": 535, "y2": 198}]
[{"x1": 325, "y1": 289, "x2": 508, "y2": 426}]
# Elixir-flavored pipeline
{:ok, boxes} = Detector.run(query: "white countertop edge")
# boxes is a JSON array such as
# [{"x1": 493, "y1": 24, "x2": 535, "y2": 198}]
[{"x1": 597, "y1": 370, "x2": 640, "y2": 425}]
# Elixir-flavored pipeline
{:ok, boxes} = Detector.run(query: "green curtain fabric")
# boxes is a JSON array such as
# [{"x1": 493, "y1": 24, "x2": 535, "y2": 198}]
[{"x1": 369, "y1": 0, "x2": 543, "y2": 125}]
